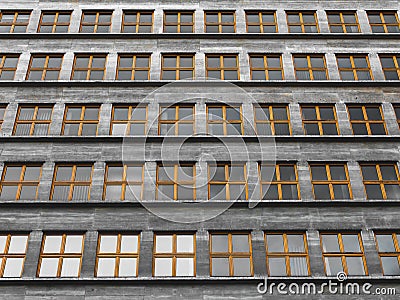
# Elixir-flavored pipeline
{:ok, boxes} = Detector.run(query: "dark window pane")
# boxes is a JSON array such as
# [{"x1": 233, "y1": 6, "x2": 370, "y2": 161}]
[
  {"x1": 365, "y1": 184, "x2": 383, "y2": 199},
  {"x1": 313, "y1": 185, "x2": 331, "y2": 199}
]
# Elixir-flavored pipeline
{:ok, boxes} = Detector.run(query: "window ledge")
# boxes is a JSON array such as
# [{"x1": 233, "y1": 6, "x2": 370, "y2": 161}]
[
  {"x1": 0, "y1": 33, "x2": 399, "y2": 40},
  {"x1": 0, "y1": 80, "x2": 398, "y2": 87}
]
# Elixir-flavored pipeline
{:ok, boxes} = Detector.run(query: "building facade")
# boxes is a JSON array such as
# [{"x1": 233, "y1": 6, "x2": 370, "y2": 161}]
[{"x1": 0, "y1": 0, "x2": 400, "y2": 299}]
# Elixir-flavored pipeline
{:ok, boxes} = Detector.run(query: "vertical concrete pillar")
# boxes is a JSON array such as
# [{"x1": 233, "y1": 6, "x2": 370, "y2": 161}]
[
  {"x1": 80, "y1": 230, "x2": 98, "y2": 278},
  {"x1": 138, "y1": 230, "x2": 154, "y2": 277},
  {"x1": 347, "y1": 161, "x2": 366, "y2": 201},
  {"x1": 288, "y1": 103, "x2": 304, "y2": 135},
  {"x1": 97, "y1": 103, "x2": 112, "y2": 135},
  {"x1": 382, "y1": 102, "x2": 400, "y2": 135},
  {"x1": 22, "y1": 230, "x2": 43, "y2": 278}
]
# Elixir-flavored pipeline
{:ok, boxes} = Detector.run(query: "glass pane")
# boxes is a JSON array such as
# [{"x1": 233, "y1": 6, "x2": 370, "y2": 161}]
[
  {"x1": 3, "y1": 258, "x2": 24, "y2": 277},
  {"x1": 381, "y1": 257, "x2": 400, "y2": 275},
  {"x1": 376, "y1": 235, "x2": 396, "y2": 252},
  {"x1": 121, "y1": 235, "x2": 138, "y2": 253},
  {"x1": 209, "y1": 184, "x2": 226, "y2": 200},
  {"x1": 0, "y1": 236, "x2": 6, "y2": 253},
  {"x1": 322, "y1": 123, "x2": 338, "y2": 135},
  {"x1": 268, "y1": 257, "x2": 286, "y2": 276},
  {"x1": 311, "y1": 166, "x2": 328, "y2": 180},
  {"x1": 75, "y1": 166, "x2": 92, "y2": 181},
  {"x1": 290, "y1": 257, "x2": 308, "y2": 276},
  {"x1": 281, "y1": 184, "x2": 299, "y2": 199},
  {"x1": 176, "y1": 235, "x2": 193, "y2": 253},
  {"x1": 18, "y1": 108, "x2": 35, "y2": 120},
  {"x1": 105, "y1": 185, "x2": 121, "y2": 200},
  {"x1": 266, "y1": 235, "x2": 284, "y2": 252},
  {"x1": 342, "y1": 235, "x2": 361, "y2": 252},
  {"x1": 330, "y1": 165, "x2": 346, "y2": 180},
  {"x1": 154, "y1": 257, "x2": 172, "y2": 276},
  {"x1": 131, "y1": 107, "x2": 147, "y2": 120},
  {"x1": 157, "y1": 185, "x2": 174, "y2": 200},
  {"x1": 71, "y1": 185, "x2": 90, "y2": 200},
  {"x1": 325, "y1": 257, "x2": 343, "y2": 275},
  {"x1": 107, "y1": 166, "x2": 123, "y2": 181},
  {"x1": 384, "y1": 184, "x2": 400, "y2": 199},
  {"x1": 43, "y1": 236, "x2": 62, "y2": 253},
  {"x1": 274, "y1": 124, "x2": 290, "y2": 135},
  {"x1": 0, "y1": 186, "x2": 18, "y2": 200},
  {"x1": 346, "y1": 257, "x2": 365, "y2": 275},
  {"x1": 66, "y1": 108, "x2": 82, "y2": 120},
  {"x1": 212, "y1": 258, "x2": 229, "y2": 276},
  {"x1": 19, "y1": 185, "x2": 37, "y2": 199},
  {"x1": 97, "y1": 257, "x2": 115, "y2": 277},
  {"x1": 305, "y1": 123, "x2": 320, "y2": 134},
  {"x1": 64, "y1": 235, "x2": 83, "y2": 253},
  {"x1": 134, "y1": 70, "x2": 149, "y2": 80},
  {"x1": 224, "y1": 70, "x2": 238, "y2": 80},
  {"x1": 176, "y1": 257, "x2": 194, "y2": 276},
  {"x1": 156, "y1": 235, "x2": 173, "y2": 253},
  {"x1": 302, "y1": 107, "x2": 317, "y2": 120},
  {"x1": 287, "y1": 235, "x2": 305, "y2": 252},
  {"x1": 4, "y1": 166, "x2": 22, "y2": 181},
  {"x1": 233, "y1": 257, "x2": 251, "y2": 276},
  {"x1": 126, "y1": 166, "x2": 143, "y2": 182},
  {"x1": 119, "y1": 257, "x2": 137, "y2": 277},
  {"x1": 212, "y1": 235, "x2": 228, "y2": 252},
  {"x1": 322, "y1": 235, "x2": 340, "y2": 252},
  {"x1": 361, "y1": 166, "x2": 378, "y2": 180},
  {"x1": 229, "y1": 165, "x2": 245, "y2": 181},
  {"x1": 314, "y1": 185, "x2": 331, "y2": 199},
  {"x1": 333, "y1": 185, "x2": 350, "y2": 199},
  {"x1": 52, "y1": 185, "x2": 70, "y2": 200},
  {"x1": 8, "y1": 236, "x2": 28, "y2": 253},
  {"x1": 39, "y1": 257, "x2": 59, "y2": 277},
  {"x1": 280, "y1": 166, "x2": 296, "y2": 181},
  {"x1": 61, "y1": 257, "x2": 81, "y2": 277},
  {"x1": 365, "y1": 184, "x2": 383, "y2": 199},
  {"x1": 232, "y1": 235, "x2": 249, "y2": 252},
  {"x1": 99, "y1": 235, "x2": 118, "y2": 253},
  {"x1": 81, "y1": 124, "x2": 97, "y2": 135},
  {"x1": 23, "y1": 166, "x2": 41, "y2": 181}
]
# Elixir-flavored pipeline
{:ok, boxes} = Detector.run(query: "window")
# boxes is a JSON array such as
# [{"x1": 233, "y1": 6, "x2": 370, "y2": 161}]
[
  {"x1": 393, "y1": 105, "x2": 400, "y2": 128},
  {"x1": 301, "y1": 105, "x2": 339, "y2": 135},
  {"x1": 116, "y1": 54, "x2": 150, "y2": 80},
  {"x1": 287, "y1": 12, "x2": 319, "y2": 33},
  {"x1": 71, "y1": 54, "x2": 107, "y2": 80},
  {"x1": 293, "y1": 55, "x2": 328, "y2": 80},
  {"x1": 0, "y1": 54, "x2": 19, "y2": 80},
  {"x1": 156, "y1": 163, "x2": 195, "y2": 200},
  {"x1": 249, "y1": 54, "x2": 283, "y2": 80},
  {"x1": 367, "y1": 12, "x2": 400, "y2": 33},
  {"x1": 210, "y1": 233, "x2": 253, "y2": 276},
  {"x1": 254, "y1": 105, "x2": 291, "y2": 135},
  {"x1": 320, "y1": 232, "x2": 367, "y2": 276},
  {"x1": 310, "y1": 163, "x2": 352, "y2": 200},
  {"x1": 153, "y1": 233, "x2": 195, "y2": 276},
  {"x1": 206, "y1": 54, "x2": 239, "y2": 80},
  {"x1": 360, "y1": 163, "x2": 400, "y2": 200},
  {"x1": 161, "y1": 54, "x2": 194, "y2": 80},
  {"x1": 122, "y1": 11, "x2": 153, "y2": 33},
  {"x1": 337, "y1": 55, "x2": 373, "y2": 80},
  {"x1": 38, "y1": 11, "x2": 71, "y2": 33},
  {"x1": 110, "y1": 105, "x2": 147, "y2": 135},
  {"x1": 379, "y1": 55, "x2": 400, "y2": 80},
  {"x1": 96, "y1": 234, "x2": 140, "y2": 277},
  {"x1": 0, "y1": 164, "x2": 42, "y2": 200},
  {"x1": 50, "y1": 164, "x2": 93, "y2": 201},
  {"x1": 26, "y1": 54, "x2": 63, "y2": 80},
  {"x1": 159, "y1": 105, "x2": 195, "y2": 135},
  {"x1": 207, "y1": 105, "x2": 243, "y2": 135},
  {"x1": 0, "y1": 105, "x2": 6, "y2": 130},
  {"x1": 62, "y1": 105, "x2": 100, "y2": 136},
  {"x1": 208, "y1": 163, "x2": 248, "y2": 200},
  {"x1": 38, "y1": 234, "x2": 84, "y2": 277},
  {"x1": 347, "y1": 105, "x2": 387, "y2": 135},
  {"x1": 327, "y1": 12, "x2": 360, "y2": 33},
  {"x1": 205, "y1": 11, "x2": 235, "y2": 33},
  {"x1": 103, "y1": 164, "x2": 144, "y2": 200},
  {"x1": 164, "y1": 11, "x2": 194, "y2": 33},
  {"x1": 265, "y1": 233, "x2": 310, "y2": 276},
  {"x1": 80, "y1": 11, "x2": 112, "y2": 33},
  {"x1": 0, "y1": 11, "x2": 30, "y2": 33},
  {"x1": 0, "y1": 234, "x2": 29, "y2": 278},
  {"x1": 13, "y1": 105, "x2": 53, "y2": 136},
  {"x1": 246, "y1": 11, "x2": 277, "y2": 33},
  {"x1": 374, "y1": 232, "x2": 400, "y2": 275},
  {"x1": 259, "y1": 163, "x2": 300, "y2": 200}
]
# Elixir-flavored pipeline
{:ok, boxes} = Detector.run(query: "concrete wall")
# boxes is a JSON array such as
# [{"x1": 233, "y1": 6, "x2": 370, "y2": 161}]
[{"x1": 0, "y1": 0, "x2": 400, "y2": 299}]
